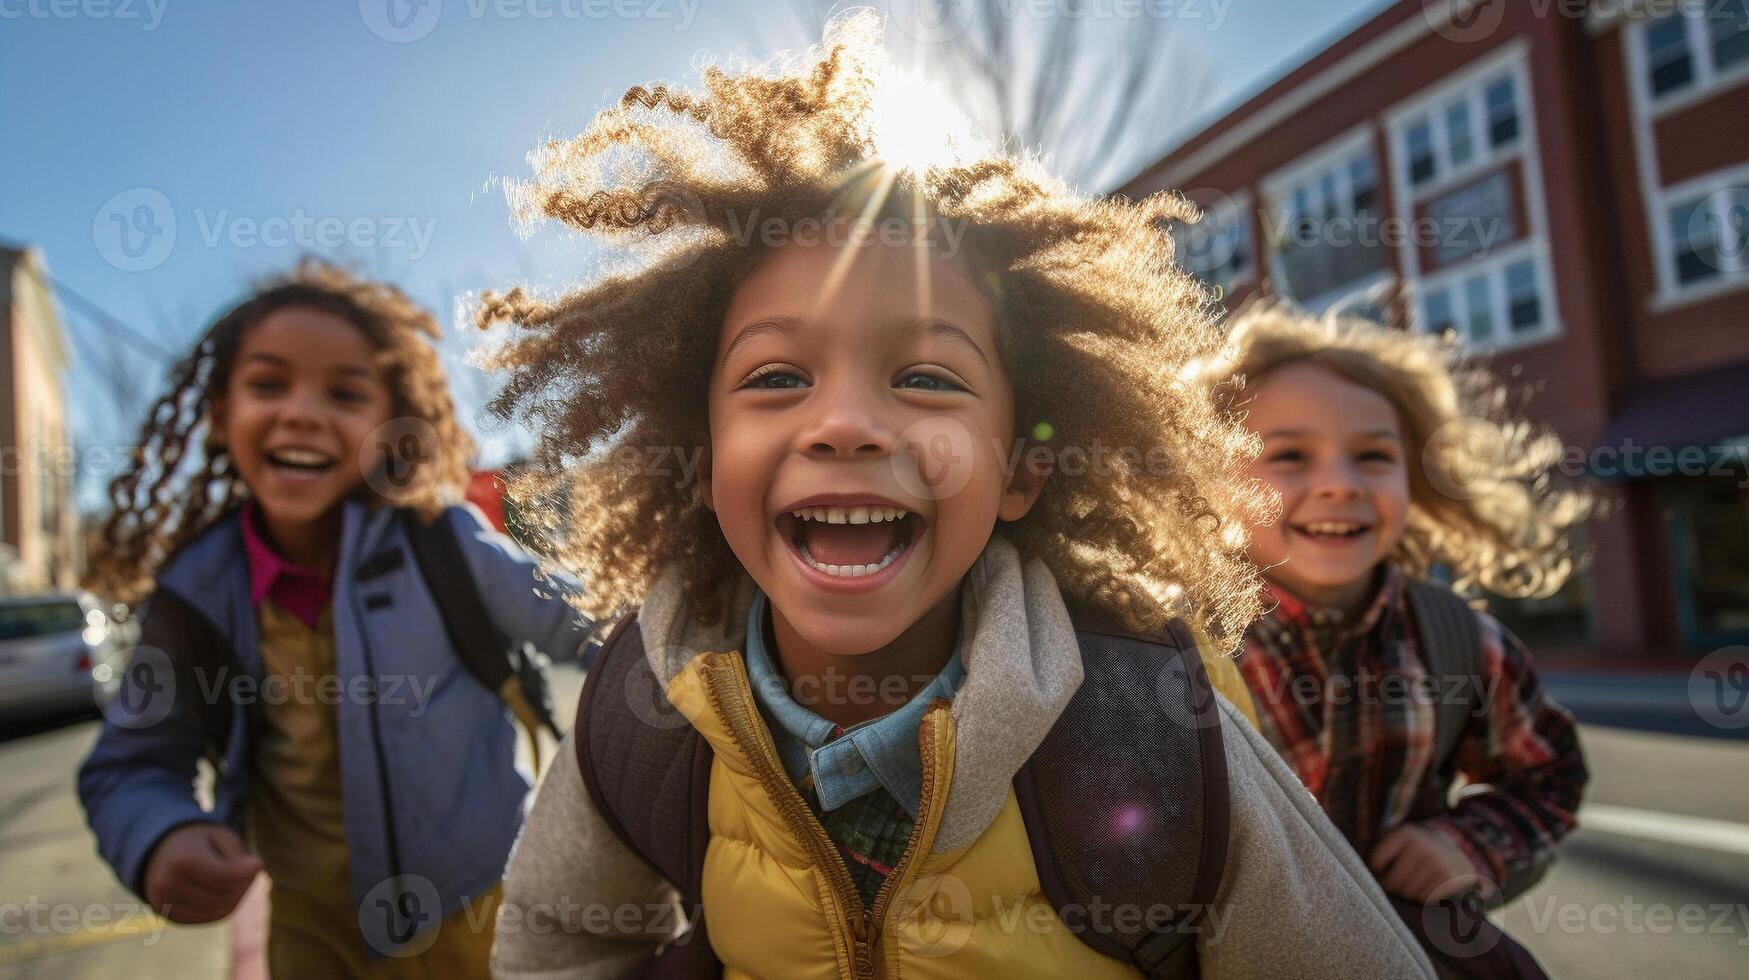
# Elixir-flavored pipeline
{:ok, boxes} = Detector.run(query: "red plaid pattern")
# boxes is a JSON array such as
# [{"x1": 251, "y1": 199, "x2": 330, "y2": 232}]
[{"x1": 1238, "y1": 565, "x2": 1588, "y2": 892}]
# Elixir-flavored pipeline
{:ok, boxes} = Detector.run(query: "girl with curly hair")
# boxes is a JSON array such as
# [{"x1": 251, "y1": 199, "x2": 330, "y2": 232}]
[
  {"x1": 78, "y1": 259, "x2": 590, "y2": 977},
  {"x1": 489, "y1": 12, "x2": 1431, "y2": 979},
  {"x1": 1211, "y1": 301, "x2": 1594, "y2": 977}
]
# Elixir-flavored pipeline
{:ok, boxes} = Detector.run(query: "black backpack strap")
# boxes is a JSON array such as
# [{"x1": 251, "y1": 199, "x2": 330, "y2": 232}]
[
  {"x1": 574, "y1": 614, "x2": 720, "y2": 979},
  {"x1": 1015, "y1": 605, "x2": 1229, "y2": 979},
  {"x1": 400, "y1": 510, "x2": 562, "y2": 738},
  {"x1": 134, "y1": 587, "x2": 247, "y2": 762},
  {"x1": 1404, "y1": 579, "x2": 1483, "y2": 780}
]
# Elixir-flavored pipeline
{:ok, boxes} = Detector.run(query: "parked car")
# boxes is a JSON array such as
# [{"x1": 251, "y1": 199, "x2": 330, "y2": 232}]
[{"x1": 0, "y1": 592, "x2": 124, "y2": 722}]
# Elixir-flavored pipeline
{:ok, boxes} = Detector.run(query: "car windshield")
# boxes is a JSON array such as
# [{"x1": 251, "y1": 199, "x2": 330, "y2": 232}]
[{"x1": 0, "y1": 602, "x2": 87, "y2": 640}]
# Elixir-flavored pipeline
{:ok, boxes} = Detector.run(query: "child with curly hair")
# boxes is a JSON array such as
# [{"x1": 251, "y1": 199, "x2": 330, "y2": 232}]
[
  {"x1": 1211, "y1": 302, "x2": 1594, "y2": 977},
  {"x1": 485, "y1": 13, "x2": 1431, "y2": 979},
  {"x1": 79, "y1": 259, "x2": 590, "y2": 977}
]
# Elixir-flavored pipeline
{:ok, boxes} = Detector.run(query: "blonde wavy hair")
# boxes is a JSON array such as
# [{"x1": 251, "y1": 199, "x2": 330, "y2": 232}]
[
  {"x1": 1207, "y1": 301, "x2": 1596, "y2": 600},
  {"x1": 87, "y1": 258, "x2": 474, "y2": 604},
  {"x1": 477, "y1": 10, "x2": 1271, "y2": 650}
]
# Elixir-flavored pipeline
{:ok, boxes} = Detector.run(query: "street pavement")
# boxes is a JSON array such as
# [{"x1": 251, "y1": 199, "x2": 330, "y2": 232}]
[{"x1": 2, "y1": 666, "x2": 1746, "y2": 977}]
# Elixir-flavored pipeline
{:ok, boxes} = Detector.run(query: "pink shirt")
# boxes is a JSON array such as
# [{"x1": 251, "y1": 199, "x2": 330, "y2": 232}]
[{"x1": 240, "y1": 502, "x2": 333, "y2": 629}]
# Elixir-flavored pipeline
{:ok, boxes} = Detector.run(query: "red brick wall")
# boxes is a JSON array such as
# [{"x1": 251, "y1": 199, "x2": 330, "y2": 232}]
[{"x1": 1655, "y1": 85, "x2": 1749, "y2": 186}]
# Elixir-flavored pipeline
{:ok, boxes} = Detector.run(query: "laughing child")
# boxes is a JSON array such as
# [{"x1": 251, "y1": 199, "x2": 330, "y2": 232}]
[
  {"x1": 484, "y1": 13, "x2": 1432, "y2": 979},
  {"x1": 1212, "y1": 302, "x2": 1593, "y2": 975},
  {"x1": 79, "y1": 260, "x2": 590, "y2": 977}
]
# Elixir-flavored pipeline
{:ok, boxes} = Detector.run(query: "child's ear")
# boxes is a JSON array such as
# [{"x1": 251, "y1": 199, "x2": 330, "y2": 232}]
[{"x1": 997, "y1": 436, "x2": 1051, "y2": 522}]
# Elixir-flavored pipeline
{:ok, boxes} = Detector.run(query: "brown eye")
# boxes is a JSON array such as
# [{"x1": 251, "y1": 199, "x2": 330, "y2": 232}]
[{"x1": 896, "y1": 371, "x2": 965, "y2": 393}]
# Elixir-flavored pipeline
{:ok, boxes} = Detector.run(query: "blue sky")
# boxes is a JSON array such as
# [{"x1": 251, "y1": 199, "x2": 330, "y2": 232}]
[{"x1": 0, "y1": 0, "x2": 1389, "y2": 509}]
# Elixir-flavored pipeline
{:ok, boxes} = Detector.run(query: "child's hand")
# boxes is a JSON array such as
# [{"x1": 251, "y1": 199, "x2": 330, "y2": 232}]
[
  {"x1": 142, "y1": 823, "x2": 263, "y2": 923},
  {"x1": 1368, "y1": 822, "x2": 1486, "y2": 904}
]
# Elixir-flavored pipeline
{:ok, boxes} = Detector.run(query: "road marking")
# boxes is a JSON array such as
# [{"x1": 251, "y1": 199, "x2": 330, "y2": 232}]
[
  {"x1": 0, "y1": 912, "x2": 172, "y2": 964},
  {"x1": 1581, "y1": 803, "x2": 1749, "y2": 857}
]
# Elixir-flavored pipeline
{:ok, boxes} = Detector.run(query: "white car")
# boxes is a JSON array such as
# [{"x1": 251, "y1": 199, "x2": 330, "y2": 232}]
[{"x1": 0, "y1": 592, "x2": 124, "y2": 722}]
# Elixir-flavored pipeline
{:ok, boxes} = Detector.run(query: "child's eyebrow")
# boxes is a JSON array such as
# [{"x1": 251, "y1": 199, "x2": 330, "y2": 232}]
[
  {"x1": 722, "y1": 315, "x2": 805, "y2": 363},
  {"x1": 915, "y1": 318, "x2": 993, "y2": 370}
]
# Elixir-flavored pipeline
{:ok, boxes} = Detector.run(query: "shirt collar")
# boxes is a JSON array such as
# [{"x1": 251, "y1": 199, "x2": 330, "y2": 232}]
[
  {"x1": 240, "y1": 501, "x2": 334, "y2": 629},
  {"x1": 1262, "y1": 563, "x2": 1403, "y2": 639},
  {"x1": 742, "y1": 589, "x2": 964, "y2": 819}
]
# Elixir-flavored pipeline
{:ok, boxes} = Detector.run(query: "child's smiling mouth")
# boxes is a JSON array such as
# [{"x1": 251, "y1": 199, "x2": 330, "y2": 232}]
[
  {"x1": 263, "y1": 446, "x2": 338, "y2": 485},
  {"x1": 775, "y1": 497, "x2": 925, "y2": 591}
]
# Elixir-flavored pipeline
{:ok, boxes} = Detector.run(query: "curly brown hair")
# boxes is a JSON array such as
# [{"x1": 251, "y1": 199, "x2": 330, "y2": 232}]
[
  {"x1": 1206, "y1": 300, "x2": 1597, "y2": 600},
  {"x1": 476, "y1": 11, "x2": 1271, "y2": 651},
  {"x1": 86, "y1": 258, "x2": 475, "y2": 604}
]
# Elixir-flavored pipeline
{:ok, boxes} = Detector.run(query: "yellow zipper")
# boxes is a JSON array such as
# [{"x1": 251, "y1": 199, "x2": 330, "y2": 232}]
[{"x1": 698, "y1": 653, "x2": 952, "y2": 979}]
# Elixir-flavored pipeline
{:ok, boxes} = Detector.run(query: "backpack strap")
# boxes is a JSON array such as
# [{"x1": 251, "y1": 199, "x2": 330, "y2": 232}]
[
  {"x1": 1015, "y1": 605, "x2": 1229, "y2": 979},
  {"x1": 574, "y1": 614, "x2": 720, "y2": 978},
  {"x1": 1404, "y1": 579, "x2": 1483, "y2": 781},
  {"x1": 400, "y1": 510, "x2": 563, "y2": 740}
]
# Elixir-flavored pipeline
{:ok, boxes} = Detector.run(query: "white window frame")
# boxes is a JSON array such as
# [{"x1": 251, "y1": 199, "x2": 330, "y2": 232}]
[
  {"x1": 1385, "y1": 46, "x2": 1529, "y2": 205},
  {"x1": 1172, "y1": 189, "x2": 1256, "y2": 297},
  {"x1": 1414, "y1": 240, "x2": 1559, "y2": 352},
  {"x1": 1383, "y1": 42, "x2": 1560, "y2": 353},
  {"x1": 1630, "y1": 4, "x2": 1749, "y2": 119},
  {"x1": 1259, "y1": 124, "x2": 1389, "y2": 306},
  {"x1": 1648, "y1": 161, "x2": 1749, "y2": 310}
]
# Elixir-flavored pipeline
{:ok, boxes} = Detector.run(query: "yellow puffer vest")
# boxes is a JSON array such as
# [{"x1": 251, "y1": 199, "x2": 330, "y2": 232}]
[{"x1": 667, "y1": 651, "x2": 1142, "y2": 980}]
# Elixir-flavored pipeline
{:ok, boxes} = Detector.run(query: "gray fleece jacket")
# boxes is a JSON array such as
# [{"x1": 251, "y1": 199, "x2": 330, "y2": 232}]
[{"x1": 491, "y1": 537, "x2": 1434, "y2": 979}]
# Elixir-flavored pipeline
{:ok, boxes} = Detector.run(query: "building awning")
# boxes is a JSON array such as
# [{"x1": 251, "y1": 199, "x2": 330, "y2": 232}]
[{"x1": 1593, "y1": 361, "x2": 1749, "y2": 480}]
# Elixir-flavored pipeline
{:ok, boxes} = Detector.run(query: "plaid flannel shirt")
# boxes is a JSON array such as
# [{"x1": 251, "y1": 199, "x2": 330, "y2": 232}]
[{"x1": 1237, "y1": 564, "x2": 1588, "y2": 894}]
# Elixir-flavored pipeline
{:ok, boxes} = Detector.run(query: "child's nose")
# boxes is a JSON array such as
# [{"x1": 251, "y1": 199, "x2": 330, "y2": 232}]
[
  {"x1": 1311, "y1": 460, "x2": 1364, "y2": 499},
  {"x1": 798, "y1": 386, "x2": 894, "y2": 458}
]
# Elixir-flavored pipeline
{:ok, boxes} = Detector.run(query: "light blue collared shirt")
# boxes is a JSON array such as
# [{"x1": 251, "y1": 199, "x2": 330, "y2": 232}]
[{"x1": 742, "y1": 590, "x2": 964, "y2": 819}]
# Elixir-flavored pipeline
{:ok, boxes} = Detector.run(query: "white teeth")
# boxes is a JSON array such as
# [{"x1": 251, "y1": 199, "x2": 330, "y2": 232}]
[
  {"x1": 791, "y1": 506, "x2": 911, "y2": 525},
  {"x1": 797, "y1": 540, "x2": 906, "y2": 577},
  {"x1": 1300, "y1": 522, "x2": 1365, "y2": 535}
]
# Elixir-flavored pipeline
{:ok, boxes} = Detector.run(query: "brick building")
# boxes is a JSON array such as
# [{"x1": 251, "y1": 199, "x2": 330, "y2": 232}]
[{"x1": 1118, "y1": 0, "x2": 1749, "y2": 661}]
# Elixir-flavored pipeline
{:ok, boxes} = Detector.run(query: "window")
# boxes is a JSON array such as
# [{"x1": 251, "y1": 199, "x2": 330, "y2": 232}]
[
  {"x1": 1350, "y1": 156, "x2": 1379, "y2": 215},
  {"x1": 1446, "y1": 101, "x2": 1473, "y2": 167},
  {"x1": 1268, "y1": 144, "x2": 1391, "y2": 305},
  {"x1": 1647, "y1": 17, "x2": 1696, "y2": 95},
  {"x1": 1484, "y1": 78, "x2": 1519, "y2": 148},
  {"x1": 1394, "y1": 69, "x2": 1524, "y2": 199},
  {"x1": 1641, "y1": 8, "x2": 1749, "y2": 105},
  {"x1": 1413, "y1": 251, "x2": 1553, "y2": 351},
  {"x1": 1713, "y1": 3, "x2": 1749, "y2": 72},
  {"x1": 1505, "y1": 258, "x2": 1541, "y2": 331},
  {"x1": 1407, "y1": 120, "x2": 1436, "y2": 185},
  {"x1": 1171, "y1": 200, "x2": 1253, "y2": 294},
  {"x1": 1670, "y1": 198, "x2": 1721, "y2": 284},
  {"x1": 1464, "y1": 275, "x2": 1495, "y2": 343},
  {"x1": 1423, "y1": 287, "x2": 1455, "y2": 336}
]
